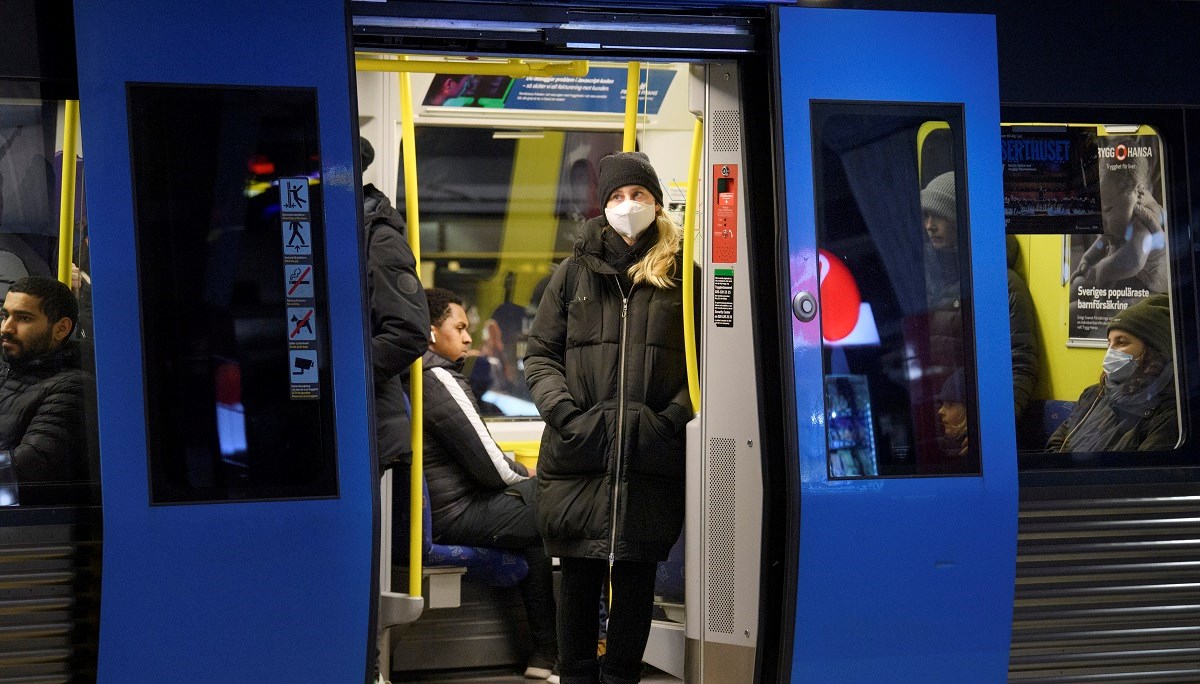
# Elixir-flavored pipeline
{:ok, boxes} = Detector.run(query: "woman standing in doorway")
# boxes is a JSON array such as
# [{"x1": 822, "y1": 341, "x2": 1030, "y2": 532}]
[{"x1": 525, "y1": 151, "x2": 692, "y2": 684}]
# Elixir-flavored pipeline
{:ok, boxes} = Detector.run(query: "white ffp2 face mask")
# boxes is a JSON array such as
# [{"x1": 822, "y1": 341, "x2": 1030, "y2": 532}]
[
  {"x1": 1103, "y1": 347, "x2": 1136, "y2": 382},
  {"x1": 604, "y1": 199, "x2": 656, "y2": 240}
]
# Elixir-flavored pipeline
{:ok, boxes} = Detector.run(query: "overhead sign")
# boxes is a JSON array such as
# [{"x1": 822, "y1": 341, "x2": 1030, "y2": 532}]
[{"x1": 423, "y1": 67, "x2": 676, "y2": 114}]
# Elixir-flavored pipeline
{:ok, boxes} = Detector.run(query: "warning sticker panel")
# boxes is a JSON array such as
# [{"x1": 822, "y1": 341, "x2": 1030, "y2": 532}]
[
  {"x1": 279, "y1": 177, "x2": 311, "y2": 216},
  {"x1": 283, "y1": 220, "x2": 312, "y2": 256},
  {"x1": 289, "y1": 350, "x2": 319, "y2": 400},
  {"x1": 284, "y1": 264, "x2": 314, "y2": 299},
  {"x1": 714, "y1": 268, "x2": 734, "y2": 328}
]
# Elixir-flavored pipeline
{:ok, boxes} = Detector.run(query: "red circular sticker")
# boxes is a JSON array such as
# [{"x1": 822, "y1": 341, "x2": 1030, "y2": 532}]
[{"x1": 818, "y1": 249, "x2": 862, "y2": 341}]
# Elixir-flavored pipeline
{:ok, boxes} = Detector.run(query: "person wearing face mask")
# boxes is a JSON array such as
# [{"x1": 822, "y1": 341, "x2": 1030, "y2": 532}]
[
  {"x1": 1047, "y1": 293, "x2": 1177, "y2": 453},
  {"x1": 525, "y1": 151, "x2": 694, "y2": 684}
]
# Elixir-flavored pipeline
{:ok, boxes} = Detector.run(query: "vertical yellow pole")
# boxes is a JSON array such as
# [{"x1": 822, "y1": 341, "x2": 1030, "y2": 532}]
[
  {"x1": 398, "y1": 63, "x2": 424, "y2": 598},
  {"x1": 57, "y1": 100, "x2": 80, "y2": 285},
  {"x1": 623, "y1": 63, "x2": 640, "y2": 152},
  {"x1": 682, "y1": 119, "x2": 702, "y2": 413}
]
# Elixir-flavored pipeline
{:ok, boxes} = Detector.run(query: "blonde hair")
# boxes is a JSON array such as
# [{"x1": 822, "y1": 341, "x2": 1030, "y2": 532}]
[{"x1": 628, "y1": 209, "x2": 683, "y2": 289}]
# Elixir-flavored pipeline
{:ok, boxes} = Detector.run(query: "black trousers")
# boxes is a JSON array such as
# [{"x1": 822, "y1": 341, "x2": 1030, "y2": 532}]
[
  {"x1": 436, "y1": 478, "x2": 557, "y2": 653},
  {"x1": 558, "y1": 557, "x2": 657, "y2": 684}
]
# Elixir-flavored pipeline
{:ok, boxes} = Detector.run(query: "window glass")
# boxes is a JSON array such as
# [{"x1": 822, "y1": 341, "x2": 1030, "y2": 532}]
[
  {"x1": 398, "y1": 127, "x2": 622, "y2": 417},
  {"x1": 129, "y1": 85, "x2": 338, "y2": 504},
  {"x1": 811, "y1": 102, "x2": 978, "y2": 477},
  {"x1": 0, "y1": 91, "x2": 98, "y2": 507},
  {"x1": 1002, "y1": 124, "x2": 1181, "y2": 459}
]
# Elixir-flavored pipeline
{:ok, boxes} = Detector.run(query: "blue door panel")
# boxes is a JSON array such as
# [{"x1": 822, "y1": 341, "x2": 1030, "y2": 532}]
[
  {"x1": 73, "y1": 2, "x2": 373, "y2": 681},
  {"x1": 779, "y1": 8, "x2": 1017, "y2": 681}
]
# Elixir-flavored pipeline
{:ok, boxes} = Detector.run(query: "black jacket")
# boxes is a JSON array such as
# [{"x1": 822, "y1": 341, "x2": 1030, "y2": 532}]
[
  {"x1": 0, "y1": 341, "x2": 92, "y2": 499},
  {"x1": 1007, "y1": 235, "x2": 1041, "y2": 417},
  {"x1": 364, "y1": 184, "x2": 429, "y2": 469},
  {"x1": 926, "y1": 237, "x2": 1041, "y2": 417},
  {"x1": 422, "y1": 350, "x2": 529, "y2": 535},
  {"x1": 1046, "y1": 374, "x2": 1177, "y2": 453},
  {"x1": 525, "y1": 218, "x2": 692, "y2": 562}
]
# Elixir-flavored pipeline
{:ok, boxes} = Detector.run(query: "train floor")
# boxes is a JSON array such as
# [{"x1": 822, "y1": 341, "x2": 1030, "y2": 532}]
[{"x1": 393, "y1": 666, "x2": 681, "y2": 683}]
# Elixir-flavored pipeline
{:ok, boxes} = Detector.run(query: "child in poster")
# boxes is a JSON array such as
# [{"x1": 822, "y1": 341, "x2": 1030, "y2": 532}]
[{"x1": 1068, "y1": 135, "x2": 1168, "y2": 344}]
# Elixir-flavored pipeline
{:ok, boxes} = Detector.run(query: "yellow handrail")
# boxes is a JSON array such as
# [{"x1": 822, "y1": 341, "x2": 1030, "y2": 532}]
[
  {"x1": 57, "y1": 100, "x2": 80, "y2": 286},
  {"x1": 356, "y1": 55, "x2": 588, "y2": 78},
  {"x1": 398, "y1": 61, "x2": 425, "y2": 598},
  {"x1": 682, "y1": 119, "x2": 702, "y2": 414},
  {"x1": 623, "y1": 63, "x2": 640, "y2": 152}
]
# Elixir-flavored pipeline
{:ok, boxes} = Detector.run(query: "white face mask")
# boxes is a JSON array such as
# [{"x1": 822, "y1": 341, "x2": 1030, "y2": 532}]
[
  {"x1": 604, "y1": 199, "x2": 657, "y2": 240},
  {"x1": 1103, "y1": 347, "x2": 1137, "y2": 382}
]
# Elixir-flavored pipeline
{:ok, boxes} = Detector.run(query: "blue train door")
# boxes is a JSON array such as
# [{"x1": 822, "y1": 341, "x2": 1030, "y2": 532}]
[
  {"x1": 778, "y1": 8, "x2": 1018, "y2": 681},
  {"x1": 73, "y1": 2, "x2": 375, "y2": 681}
]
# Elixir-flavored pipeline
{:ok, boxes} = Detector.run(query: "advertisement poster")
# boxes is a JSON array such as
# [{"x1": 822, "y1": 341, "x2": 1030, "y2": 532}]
[
  {"x1": 1066, "y1": 135, "x2": 1168, "y2": 345},
  {"x1": 1002, "y1": 127, "x2": 1169, "y2": 346},
  {"x1": 1001, "y1": 127, "x2": 1100, "y2": 235},
  {"x1": 422, "y1": 67, "x2": 676, "y2": 114}
]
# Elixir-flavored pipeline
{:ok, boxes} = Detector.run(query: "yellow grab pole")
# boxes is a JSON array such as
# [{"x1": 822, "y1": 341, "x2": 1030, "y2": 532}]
[
  {"x1": 623, "y1": 63, "x2": 640, "y2": 152},
  {"x1": 57, "y1": 100, "x2": 80, "y2": 285},
  {"x1": 682, "y1": 119, "x2": 702, "y2": 414},
  {"x1": 398, "y1": 61, "x2": 425, "y2": 598}
]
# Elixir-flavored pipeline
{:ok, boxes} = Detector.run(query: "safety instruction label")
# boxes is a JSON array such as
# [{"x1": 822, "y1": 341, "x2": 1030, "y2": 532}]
[
  {"x1": 288, "y1": 307, "x2": 316, "y2": 342},
  {"x1": 714, "y1": 269, "x2": 734, "y2": 328},
  {"x1": 284, "y1": 264, "x2": 314, "y2": 299},
  {"x1": 279, "y1": 177, "x2": 310, "y2": 216},
  {"x1": 289, "y1": 350, "x2": 319, "y2": 398},
  {"x1": 283, "y1": 220, "x2": 312, "y2": 256},
  {"x1": 279, "y1": 175, "x2": 318, "y2": 399}
]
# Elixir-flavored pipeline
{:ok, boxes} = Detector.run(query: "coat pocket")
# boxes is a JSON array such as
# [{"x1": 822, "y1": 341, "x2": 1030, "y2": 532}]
[
  {"x1": 540, "y1": 403, "x2": 609, "y2": 477},
  {"x1": 630, "y1": 405, "x2": 686, "y2": 480}
]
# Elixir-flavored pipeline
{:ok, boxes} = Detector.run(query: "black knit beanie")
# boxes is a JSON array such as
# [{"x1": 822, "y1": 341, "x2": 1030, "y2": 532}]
[
  {"x1": 360, "y1": 136, "x2": 375, "y2": 173},
  {"x1": 921, "y1": 171, "x2": 956, "y2": 225},
  {"x1": 1108, "y1": 293, "x2": 1172, "y2": 356},
  {"x1": 597, "y1": 151, "x2": 663, "y2": 211}
]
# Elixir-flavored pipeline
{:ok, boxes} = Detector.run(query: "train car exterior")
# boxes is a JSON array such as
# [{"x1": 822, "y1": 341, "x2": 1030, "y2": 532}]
[{"x1": 0, "y1": 0, "x2": 1196, "y2": 681}]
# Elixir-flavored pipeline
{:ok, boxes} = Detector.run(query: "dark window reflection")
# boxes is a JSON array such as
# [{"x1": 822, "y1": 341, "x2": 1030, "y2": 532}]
[
  {"x1": 129, "y1": 85, "x2": 337, "y2": 504},
  {"x1": 811, "y1": 102, "x2": 978, "y2": 477}
]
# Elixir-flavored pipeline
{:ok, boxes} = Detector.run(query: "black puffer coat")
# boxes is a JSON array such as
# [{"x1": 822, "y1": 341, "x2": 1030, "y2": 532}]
[
  {"x1": 364, "y1": 184, "x2": 429, "y2": 470},
  {"x1": 525, "y1": 218, "x2": 692, "y2": 562},
  {"x1": 421, "y1": 350, "x2": 529, "y2": 536},
  {"x1": 0, "y1": 341, "x2": 92, "y2": 487}
]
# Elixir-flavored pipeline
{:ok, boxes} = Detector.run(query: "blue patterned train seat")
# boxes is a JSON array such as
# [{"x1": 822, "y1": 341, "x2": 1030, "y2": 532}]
[
  {"x1": 655, "y1": 531, "x2": 685, "y2": 604},
  {"x1": 394, "y1": 474, "x2": 529, "y2": 588}
]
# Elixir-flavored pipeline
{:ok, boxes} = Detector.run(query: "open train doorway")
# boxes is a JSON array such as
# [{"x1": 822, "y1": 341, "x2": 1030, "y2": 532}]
[{"x1": 352, "y1": 19, "x2": 772, "y2": 683}]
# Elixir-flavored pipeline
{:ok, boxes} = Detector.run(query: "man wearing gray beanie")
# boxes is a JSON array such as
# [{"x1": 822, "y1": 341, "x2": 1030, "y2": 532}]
[{"x1": 919, "y1": 170, "x2": 1043, "y2": 449}]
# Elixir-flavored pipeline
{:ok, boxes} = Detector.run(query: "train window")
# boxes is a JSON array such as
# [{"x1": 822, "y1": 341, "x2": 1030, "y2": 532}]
[
  {"x1": 398, "y1": 126, "x2": 623, "y2": 417},
  {"x1": 128, "y1": 84, "x2": 338, "y2": 504},
  {"x1": 1003, "y1": 124, "x2": 1182, "y2": 461},
  {"x1": 811, "y1": 102, "x2": 979, "y2": 477},
  {"x1": 0, "y1": 91, "x2": 99, "y2": 507}
]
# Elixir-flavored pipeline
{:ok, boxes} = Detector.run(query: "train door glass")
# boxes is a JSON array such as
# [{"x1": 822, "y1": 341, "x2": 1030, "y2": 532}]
[
  {"x1": 1001, "y1": 124, "x2": 1182, "y2": 460},
  {"x1": 0, "y1": 93, "x2": 99, "y2": 507},
  {"x1": 128, "y1": 85, "x2": 339, "y2": 503},
  {"x1": 811, "y1": 102, "x2": 979, "y2": 477}
]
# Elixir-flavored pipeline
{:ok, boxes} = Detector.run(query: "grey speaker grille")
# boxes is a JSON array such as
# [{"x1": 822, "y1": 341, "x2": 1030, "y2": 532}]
[
  {"x1": 707, "y1": 437, "x2": 737, "y2": 634},
  {"x1": 712, "y1": 111, "x2": 740, "y2": 152}
]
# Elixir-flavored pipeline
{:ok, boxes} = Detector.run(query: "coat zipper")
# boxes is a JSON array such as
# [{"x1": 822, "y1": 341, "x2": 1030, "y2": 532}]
[{"x1": 609, "y1": 274, "x2": 631, "y2": 566}]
